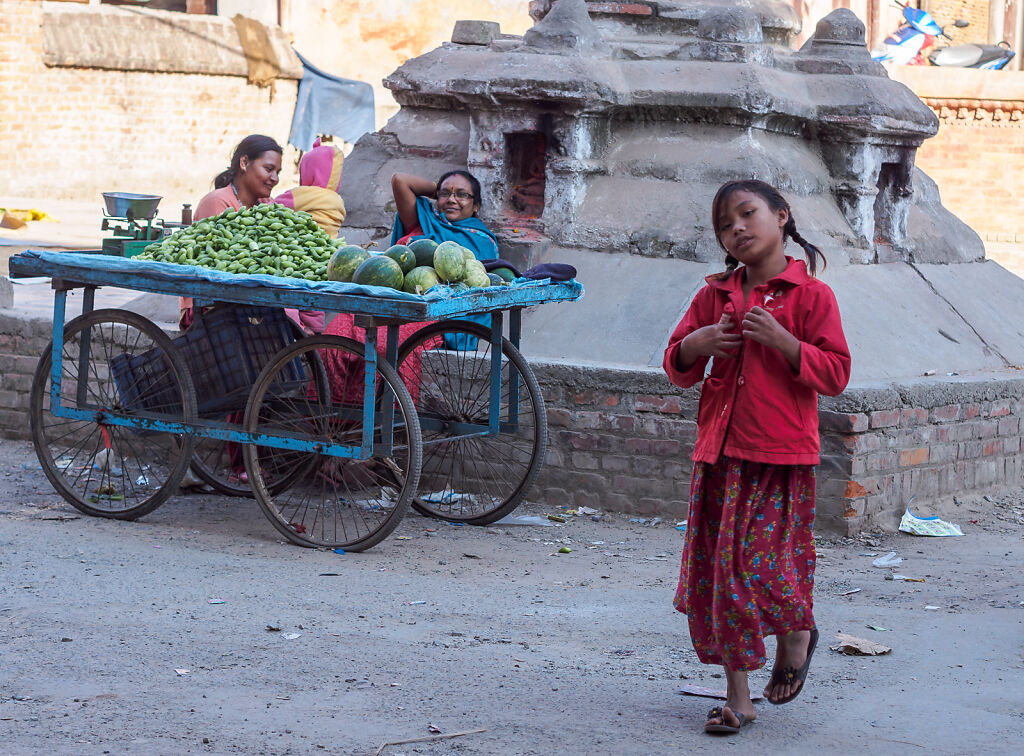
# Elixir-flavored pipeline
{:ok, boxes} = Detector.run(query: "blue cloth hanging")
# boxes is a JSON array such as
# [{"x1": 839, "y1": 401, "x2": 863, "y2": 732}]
[{"x1": 288, "y1": 49, "x2": 375, "y2": 150}]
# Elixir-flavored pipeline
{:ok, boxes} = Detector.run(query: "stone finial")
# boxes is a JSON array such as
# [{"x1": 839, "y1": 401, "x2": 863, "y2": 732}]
[
  {"x1": 529, "y1": 0, "x2": 554, "y2": 24},
  {"x1": 522, "y1": 0, "x2": 607, "y2": 55},
  {"x1": 452, "y1": 20, "x2": 501, "y2": 46},
  {"x1": 696, "y1": 6, "x2": 764, "y2": 45},
  {"x1": 814, "y1": 8, "x2": 866, "y2": 46}
]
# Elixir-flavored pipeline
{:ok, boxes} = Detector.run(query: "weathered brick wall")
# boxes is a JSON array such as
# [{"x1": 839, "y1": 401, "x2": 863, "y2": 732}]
[
  {"x1": 0, "y1": 312, "x2": 53, "y2": 440},
  {"x1": 4, "y1": 308, "x2": 1024, "y2": 534},
  {"x1": 888, "y1": 67, "x2": 1024, "y2": 246},
  {"x1": 0, "y1": 0, "x2": 299, "y2": 203},
  {"x1": 915, "y1": 105, "x2": 1024, "y2": 244},
  {"x1": 818, "y1": 380, "x2": 1024, "y2": 532},
  {"x1": 532, "y1": 363, "x2": 698, "y2": 519}
]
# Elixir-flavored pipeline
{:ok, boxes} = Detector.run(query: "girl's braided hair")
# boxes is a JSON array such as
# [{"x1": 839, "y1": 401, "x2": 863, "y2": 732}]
[{"x1": 711, "y1": 180, "x2": 826, "y2": 276}]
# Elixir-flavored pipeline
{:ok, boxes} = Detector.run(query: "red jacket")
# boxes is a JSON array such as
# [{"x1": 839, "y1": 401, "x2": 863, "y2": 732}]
[{"x1": 663, "y1": 258, "x2": 851, "y2": 466}]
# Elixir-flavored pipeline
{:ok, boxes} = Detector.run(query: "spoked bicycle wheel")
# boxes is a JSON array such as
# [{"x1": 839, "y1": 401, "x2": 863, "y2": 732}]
[
  {"x1": 395, "y1": 320, "x2": 547, "y2": 524},
  {"x1": 243, "y1": 335, "x2": 422, "y2": 551},
  {"x1": 29, "y1": 309, "x2": 197, "y2": 519}
]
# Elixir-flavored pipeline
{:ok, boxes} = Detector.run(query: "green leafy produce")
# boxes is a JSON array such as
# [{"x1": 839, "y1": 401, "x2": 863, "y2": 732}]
[
  {"x1": 327, "y1": 245, "x2": 370, "y2": 282},
  {"x1": 408, "y1": 238, "x2": 438, "y2": 267},
  {"x1": 383, "y1": 244, "x2": 416, "y2": 274},
  {"x1": 352, "y1": 255, "x2": 405, "y2": 290},
  {"x1": 433, "y1": 241, "x2": 466, "y2": 282},
  {"x1": 403, "y1": 266, "x2": 441, "y2": 295},
  {"x1": 135, "y1": 203, "x2": 343, "y2": 281}
]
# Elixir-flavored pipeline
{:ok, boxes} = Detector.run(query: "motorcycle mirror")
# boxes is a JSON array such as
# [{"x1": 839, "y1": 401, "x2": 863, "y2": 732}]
[{"x1": 954, "y1": 19, "x2": 970, "y2": 28}]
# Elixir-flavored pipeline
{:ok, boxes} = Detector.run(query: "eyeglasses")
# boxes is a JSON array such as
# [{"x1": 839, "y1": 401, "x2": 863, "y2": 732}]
[{"x1": 438, "y1": 189, "x2": 474, "y2": 202}]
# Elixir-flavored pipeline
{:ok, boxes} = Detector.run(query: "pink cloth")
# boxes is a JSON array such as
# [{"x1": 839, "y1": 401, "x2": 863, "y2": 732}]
[
  {"x1": 299, "y1": 143, "x2": 344, "y2": 191},
  {"x1": 321, "y1": 315, "x2": 432, "y2": 406}
]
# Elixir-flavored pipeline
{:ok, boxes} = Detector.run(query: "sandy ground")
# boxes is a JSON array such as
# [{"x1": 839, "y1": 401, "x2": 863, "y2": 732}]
[{"x1": 0, "y1": 436, "x2": 1022, "y2": 755}]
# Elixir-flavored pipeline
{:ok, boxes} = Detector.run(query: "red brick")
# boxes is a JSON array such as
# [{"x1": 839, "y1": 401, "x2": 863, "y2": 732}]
[
  {"x1": 624, "y1": 438, "x2": 681, "y2": 456},
  {"x1": 989, "y1": 399, "x2": 1012, "y2": 417},
  {"x1": 930, "y1": 404, "x2": 962, "y2": 423},
  {"x1": 844, "y1": 480, "x2": 868, "y2": 498},
  {"x1": 604, "y1": 414, "x2": 636, "y2": 432},
  {"x1": 869, "y1": 409, "x2": 900, "y2": 429},
  {"x1": 963, "y1": 403, "x2": 981, "y2": 420},
  {"x1": 546, "y1": 408, "x2": 572, "y2": 427},
  {"x1": 899, "y1": 408, "x2": 928, "y2": 426},
  {"x1": 898, "y1": 447, "x2": 929, "y2": 467},
  {"x1": 586, "y1": 2, "x2": 655, "y2": 16},
  {"x1": 819, "y1": 410, "x2": 869, "y2": 432},
  {"x1": 635, "y1": 394, "x2": 682, "y2": 414}
]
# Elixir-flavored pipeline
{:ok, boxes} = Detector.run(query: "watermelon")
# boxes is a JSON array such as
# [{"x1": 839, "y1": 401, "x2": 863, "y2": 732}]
[
  {"x1": 403, "y1": 266, "x2": 441, "y2": 295},
  {"x1": 408, "y1": 238, "x2": 438, "y2": 267},
  {"x1": 491, "y1": 266, "x2": 516, "y2": 282},
  {"x1": 463, "y1": 258, "x2": 487, "y2": 281},
  {"x1": 352, "y1": 255, "x2": 404, "y2": 290},
  {"x1": 327, "y1": 245, "x2": 370, "y2": 282},
  {"x1": 433, "y1": 241, "x2": 466, "y2": 282},
  {"x1": 384, "y1": 244, "x2": 416, "y2": 274},
  {"x1": 487, "y1": 272, "x2": 506, "y2": 287}
]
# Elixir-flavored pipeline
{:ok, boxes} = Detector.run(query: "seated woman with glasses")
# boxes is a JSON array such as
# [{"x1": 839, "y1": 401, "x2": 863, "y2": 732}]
[
  {"x1": 389, "y1": 170, "x2": 498, "y2": 262},
  {"x1": 323, "y1": 169, "x2": 499, "y2": 365}
]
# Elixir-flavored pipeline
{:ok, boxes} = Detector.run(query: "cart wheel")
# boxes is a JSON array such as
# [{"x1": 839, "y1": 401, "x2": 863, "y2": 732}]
[
  {"x1": 186, "y1": 320, "x2": 311, "y2": 497},
  {"x1": 243, "y1": 336, "x2": 421, "y2": 551},
  {"x1": 396, "y1": 320, "x2": 547, "y2": 525},
  {"x1": 29, "y1": 309, "x2": 197, "y2": 519}
]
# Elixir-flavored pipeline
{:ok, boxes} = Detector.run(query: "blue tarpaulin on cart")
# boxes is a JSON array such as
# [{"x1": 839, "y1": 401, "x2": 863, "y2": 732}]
[{"x1": 15, "y1": 250, "x2": 584, "y2": 304}]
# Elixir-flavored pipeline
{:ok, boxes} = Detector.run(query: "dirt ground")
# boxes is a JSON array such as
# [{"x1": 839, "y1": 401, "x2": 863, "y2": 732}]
[{"x1": 0, "y1": 436, "x2": 1022, "y2": 755}]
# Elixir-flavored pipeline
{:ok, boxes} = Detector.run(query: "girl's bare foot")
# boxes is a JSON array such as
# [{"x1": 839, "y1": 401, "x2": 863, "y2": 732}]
[
  {"x1": 705, "y1": 666, "x2": 757, "y2": 732},
  {"x1": 764, "y1": 629, "x2": 812, "y2": 702}
]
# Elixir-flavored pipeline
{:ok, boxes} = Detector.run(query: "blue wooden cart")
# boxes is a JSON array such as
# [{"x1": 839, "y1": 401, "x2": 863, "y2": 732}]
[{"x1": 9, "y1": 250, "x2": 582, "y2": 551}]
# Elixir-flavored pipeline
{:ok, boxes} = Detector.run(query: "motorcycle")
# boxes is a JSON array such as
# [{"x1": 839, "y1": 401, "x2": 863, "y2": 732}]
[{"x1": 871, "y1": 2, "x2": 1015, "y2": 70}]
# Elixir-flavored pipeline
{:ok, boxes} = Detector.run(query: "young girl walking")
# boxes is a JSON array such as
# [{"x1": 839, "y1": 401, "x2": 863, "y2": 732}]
[{"x1": 663, "y1": 180, "x2": 851, "y2": 734}]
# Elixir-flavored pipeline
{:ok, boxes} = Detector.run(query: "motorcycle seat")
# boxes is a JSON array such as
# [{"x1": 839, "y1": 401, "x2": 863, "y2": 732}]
[{"x1": 930, "y1": 44, "x2": 983, "y2": 67}]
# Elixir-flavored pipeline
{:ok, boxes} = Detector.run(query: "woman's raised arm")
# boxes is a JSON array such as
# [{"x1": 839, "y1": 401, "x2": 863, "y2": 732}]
[{"x1": 391, "y1": 173, "x2": 436, "y2": 232}]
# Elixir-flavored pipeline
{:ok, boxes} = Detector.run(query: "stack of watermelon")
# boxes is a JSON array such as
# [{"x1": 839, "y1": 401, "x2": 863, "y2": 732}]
[{"x1": 326, "y1": 238, "x2": 516, "y2": 295}]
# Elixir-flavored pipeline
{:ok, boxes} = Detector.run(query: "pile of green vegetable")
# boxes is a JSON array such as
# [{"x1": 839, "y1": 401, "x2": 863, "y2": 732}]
[
  {"x1": 328, "y1": 238, "x2": 516, "y2": 295},
  {"x1": 135, "y1": 203, "x2": 344, "y2": 280}
]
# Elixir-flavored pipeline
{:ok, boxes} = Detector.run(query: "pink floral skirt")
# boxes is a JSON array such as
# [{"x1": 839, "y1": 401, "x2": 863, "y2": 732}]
[{"x1": 674, "y1": 456, "x2": 816, "y2": 671}]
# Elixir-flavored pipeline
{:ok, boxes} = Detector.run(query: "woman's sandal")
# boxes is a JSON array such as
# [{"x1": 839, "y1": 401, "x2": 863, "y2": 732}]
[
  {"x1": 704, "y1": 706, "x2": 750, "y2": 734},
  {"x1": 767, "y1": 627, "x2": 819, "y2": 705}
]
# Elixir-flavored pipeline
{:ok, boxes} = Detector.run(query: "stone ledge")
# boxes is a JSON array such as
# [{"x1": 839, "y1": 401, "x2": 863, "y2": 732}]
[
  {"x1": 822, "y1": 374, "x2": 1024, "y2": 413},
  {"x1": 41, "y1": 3, "x2": 301, "y2": 79}
]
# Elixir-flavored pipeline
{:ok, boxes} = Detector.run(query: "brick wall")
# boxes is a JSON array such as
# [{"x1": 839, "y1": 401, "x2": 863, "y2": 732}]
[
  {"x1": 0, "y1": 0, "x2": 299, "y2": 204},
  {"x1": 888, "y1": 67, "x2": 1024, "y2": 246},
  {"x1": 532, "y1": 363, "x2": 699, "y2": 519},
  {"x1": 3, "y1": 306, "x2": 1023, "y2": 533},
  {"x1": 818, "y1": 382, "x2": 1024, "y2": 532},
  {"x1": 914, "y1": 104, "x2": 1024, "y2": 244},
  {"x1": 531, "y1": 362, "x2": 1024, "y2": 533}
]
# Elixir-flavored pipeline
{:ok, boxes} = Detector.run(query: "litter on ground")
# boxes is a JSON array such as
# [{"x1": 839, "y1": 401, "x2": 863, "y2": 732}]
[{"x1": 898, "y1": 508, "x2": 964, "y2": 537}]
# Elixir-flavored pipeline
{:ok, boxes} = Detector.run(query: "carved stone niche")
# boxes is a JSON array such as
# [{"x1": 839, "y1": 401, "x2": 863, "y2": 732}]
[{"x1": 468, "y1": 109, "x2": 606, "y2": 241}]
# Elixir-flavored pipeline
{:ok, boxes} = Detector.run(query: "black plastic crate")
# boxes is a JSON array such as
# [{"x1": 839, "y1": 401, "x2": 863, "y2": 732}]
[{"x1": 111, "y1": 306, "x2": 304, "y2": 416}]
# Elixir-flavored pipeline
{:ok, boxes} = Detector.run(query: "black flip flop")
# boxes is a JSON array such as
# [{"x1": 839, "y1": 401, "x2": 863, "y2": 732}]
[
  {"x1": 704, "y1": 706, "x2": 751, "y2": 734},
  {"x1": 767, "y1": 627, "x2": 819, "y2": 705}
]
